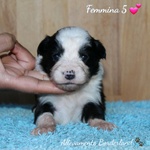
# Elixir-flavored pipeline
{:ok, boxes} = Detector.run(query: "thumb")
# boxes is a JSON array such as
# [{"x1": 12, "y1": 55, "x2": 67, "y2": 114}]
[{"x1": 0, "y1": 33, "x2": 16, "y2": 52}]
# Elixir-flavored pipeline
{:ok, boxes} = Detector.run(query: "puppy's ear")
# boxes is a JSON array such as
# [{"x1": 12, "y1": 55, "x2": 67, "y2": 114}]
[
  {"x1": 94, "y1": 40, "x2": 106, "y2": 59},
  {"x1": 37, "y1": 36, "x2": 51, "y2": 56}
]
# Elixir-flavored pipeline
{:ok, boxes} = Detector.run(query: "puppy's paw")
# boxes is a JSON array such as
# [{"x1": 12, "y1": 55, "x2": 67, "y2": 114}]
[
  {"x1": 31, "y1": 112, "x2": 56, "y2": 135},
  {"x1": 88, "y1": 118, "x2": 116, "y2": 131},
  {"x1": 31, "y1": 125, "x2": 56, "y2": 135}
]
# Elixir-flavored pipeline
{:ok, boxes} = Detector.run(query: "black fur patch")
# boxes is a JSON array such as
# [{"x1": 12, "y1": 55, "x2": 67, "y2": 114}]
[
  {"x1": 81, "y1": 83, "x2": 106, "y2": 122},
  {"x1": 79, "y1": 38, "x2": 106, "y2": 77},
  {"x1": 37, "y1": 35, "x2": 64, "y2": 75},
  {"x1": 33, "y1": 101, "x2": 56, "y2": 124}
]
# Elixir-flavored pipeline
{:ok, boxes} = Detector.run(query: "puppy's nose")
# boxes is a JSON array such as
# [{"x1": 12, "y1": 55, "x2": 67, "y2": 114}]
[{"x1": 63, "y1": 70, "x2": 75, "y2": 80}]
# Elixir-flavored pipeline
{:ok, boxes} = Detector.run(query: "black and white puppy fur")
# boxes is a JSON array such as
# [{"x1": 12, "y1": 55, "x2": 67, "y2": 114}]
[{"x1": 32, "y1": 27, "x2": 115, "y2": 135}]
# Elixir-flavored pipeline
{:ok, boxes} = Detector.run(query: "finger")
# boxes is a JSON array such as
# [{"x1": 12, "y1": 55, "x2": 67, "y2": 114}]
[
  {"x1": 0, "y1": 59, "x2": 5, "y2": 72},
  {"x1": 1, "y1": 54, "x2": 26, "y2": 77},
  {"x1": 8, "y1": 76, "x2": 66, "y2": 94},
  {"x1": 0, "y1": 33, "x2": 16, "y2": 53},
  {"x1": 10, "y1": 42, "x2": 35, "y2": 70},
  {"x1": 35, "y1": 80, "x2": 66, "y2": 94},
  {"x1": 24, "y1": 70, "x2": 49, "y2": 81}
]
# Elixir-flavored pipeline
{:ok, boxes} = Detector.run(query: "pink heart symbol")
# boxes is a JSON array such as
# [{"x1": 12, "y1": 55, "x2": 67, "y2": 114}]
[
  {"x1": 136, "y1": 3, "x2": 142, "y2": 8},
  {"x1": 129, "y1": 7, "x2": 138, "y2": 15}
]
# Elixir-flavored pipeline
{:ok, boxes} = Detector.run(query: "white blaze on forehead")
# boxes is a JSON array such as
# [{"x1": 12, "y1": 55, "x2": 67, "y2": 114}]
[{"x1": 56, "y1": 27, "x2": 91, "y2": 60}]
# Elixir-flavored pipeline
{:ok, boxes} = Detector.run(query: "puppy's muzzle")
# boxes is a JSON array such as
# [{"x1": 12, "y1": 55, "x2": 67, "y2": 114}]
[{"x1": 63, "y1": 70, "x2": 75, "y2": 80}]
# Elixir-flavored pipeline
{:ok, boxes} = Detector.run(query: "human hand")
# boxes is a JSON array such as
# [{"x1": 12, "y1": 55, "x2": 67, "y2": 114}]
[{"x1": 0, "y1": 33, "x2": 65, "y2": 94}]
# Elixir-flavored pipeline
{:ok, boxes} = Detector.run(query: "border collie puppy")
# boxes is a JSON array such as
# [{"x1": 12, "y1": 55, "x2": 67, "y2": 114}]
[{"x1": 32, "y1": 27, "x2": 115, "y2": 135}]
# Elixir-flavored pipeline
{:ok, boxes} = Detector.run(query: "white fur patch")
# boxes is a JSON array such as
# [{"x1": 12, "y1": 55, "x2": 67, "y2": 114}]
[
  {"x1": 51, "y1": 59, "x2": 89, "y2": 85},
  {"x1": 35, "y1": 55, "x2": 45, "y2": 73},
  {"x1": 56, "y1": 27, "x2": 90, "y2": 51}
]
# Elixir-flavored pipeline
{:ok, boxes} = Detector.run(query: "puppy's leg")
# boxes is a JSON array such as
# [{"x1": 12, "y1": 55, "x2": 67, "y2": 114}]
[
  {"x1": 81, "y1": 102, "x2": 115, "y2": 131},
  {"x1": 88, "y1": 118, "x2": 116, "y2": 131},
  {"x1": 32, "y1": 102, "x2": 56, "y2": 135},
  {"x1": 31, "y1": 112, "x2": 56, "y2": 135}
]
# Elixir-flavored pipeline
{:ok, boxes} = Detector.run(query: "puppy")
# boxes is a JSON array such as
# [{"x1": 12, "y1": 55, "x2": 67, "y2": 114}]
[{"x1": 32, "y1": 27, "x2": 115, "y2": 135}]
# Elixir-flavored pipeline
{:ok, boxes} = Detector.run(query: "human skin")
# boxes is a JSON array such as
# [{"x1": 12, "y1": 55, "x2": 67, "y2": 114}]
[{"x1": 0, "y1": 33, "x2": 65, "y2": 94}]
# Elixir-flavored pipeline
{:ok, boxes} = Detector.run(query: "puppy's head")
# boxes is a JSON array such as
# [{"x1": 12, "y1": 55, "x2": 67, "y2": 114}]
[{"x1": 36, "y1": 27, "x2": 106, "y2": 91}]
